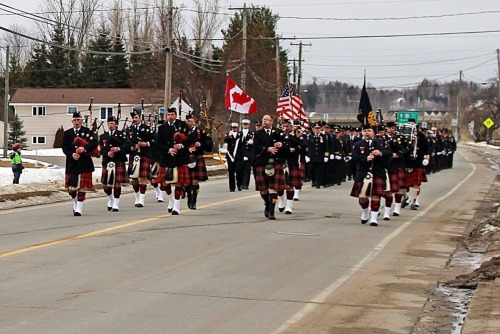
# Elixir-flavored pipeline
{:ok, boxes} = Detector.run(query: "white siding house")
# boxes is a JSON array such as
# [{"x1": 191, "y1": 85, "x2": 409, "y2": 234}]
[{"x1": 10, "y1": 88, "x2": 164, "y2": 149}]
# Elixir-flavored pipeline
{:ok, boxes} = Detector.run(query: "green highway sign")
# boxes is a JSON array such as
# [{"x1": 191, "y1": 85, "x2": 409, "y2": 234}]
[{"x1": 397, "y1": 111, "x2": 419, "y2": 124}]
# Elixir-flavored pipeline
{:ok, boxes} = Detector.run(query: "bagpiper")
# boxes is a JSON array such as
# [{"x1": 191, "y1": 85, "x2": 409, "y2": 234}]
[
  {"x1": 99, "y1": 116, "x2": 129, "y2": 212},
  {"x1": 126, "y1": 107, "x2": 155, "y2": 208},
  {"x1": 350, "y1": 124, "x2": 392, "y2": 226},
  {"x1": 61, "y1": 111, "x2": 99, "y2": 216}
]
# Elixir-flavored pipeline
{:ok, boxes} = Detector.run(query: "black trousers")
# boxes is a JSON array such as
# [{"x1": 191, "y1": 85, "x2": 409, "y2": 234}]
[{"x1": 228, "y1": 160, "x2": 244, "y2": 191}]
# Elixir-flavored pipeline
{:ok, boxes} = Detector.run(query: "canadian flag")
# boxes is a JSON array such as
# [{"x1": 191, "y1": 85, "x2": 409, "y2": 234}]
[{"x1": 225, "y1": 76, "x2": 257, "y2": 114}]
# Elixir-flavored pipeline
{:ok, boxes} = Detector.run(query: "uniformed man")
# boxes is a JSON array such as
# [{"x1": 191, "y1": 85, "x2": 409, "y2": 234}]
[
  {"x1": 240, "y1": 119, "x2": 255, "y2": 190},
  {"x1": 156, "y1": 107, "x2": 194, "y2": 215},
  {"x1": 185, "y1": 114, "x2": 213, "y2": 209},
  {"x1": 224, "y1": 122, "x2": 245, "y2": 192},
  {"x1": 61, "y1": 111, "x2": 98, "y2": 216},
  {"x1": 306, "y1": 123, "x2": 328, "y2": 189},
  {"x1": 253, "y1": 114, "x2": 289, "y2": 220},
  {"x1": 126, "y1": 107, "x2": 155, "y2": 208},
  {"x1": 350, "y1": 124, "x2": 392, "y2": 226},
  {"x1": 99, "y1": 116, "x2": 129, "y2": 212}
]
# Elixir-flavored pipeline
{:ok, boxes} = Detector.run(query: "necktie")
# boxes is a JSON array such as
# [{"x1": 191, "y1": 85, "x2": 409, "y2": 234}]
[{"x1": 267, "y1": 130, "x2": 271, "y2": 136}]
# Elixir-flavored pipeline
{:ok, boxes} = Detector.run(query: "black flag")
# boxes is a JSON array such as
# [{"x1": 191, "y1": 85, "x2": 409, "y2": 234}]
[{"x1": 357, "y1": 79, "x2": 376, "y2": 126}]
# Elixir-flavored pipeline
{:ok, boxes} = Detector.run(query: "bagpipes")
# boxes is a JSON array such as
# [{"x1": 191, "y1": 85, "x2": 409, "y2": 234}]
[{"x1": 73, "y1": 136, "x2": 100, "y2": 157}]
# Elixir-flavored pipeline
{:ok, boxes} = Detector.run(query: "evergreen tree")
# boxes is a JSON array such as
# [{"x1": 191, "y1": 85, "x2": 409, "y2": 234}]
[
  {"x1": 109, "y1": 34, "x2": 130, "y2": 88},
  {"x1": 80, "y1": 25, "x2": 114, "y2": 88},
  {"x1": 8, "y1": 114, "x2": 28, "y2": 149},
  {"x1": 24, "y1": 44, "x2": 50, "y2": 87},
  {"x1": 53, "y1": 126, "x2": 65, "y2": 148},
  {"x1": 46, "y1": 24, "x2": 69, "y2": 87},
  {"x1": 66, "y1": 36, "x2": 81, "y2": 86}
]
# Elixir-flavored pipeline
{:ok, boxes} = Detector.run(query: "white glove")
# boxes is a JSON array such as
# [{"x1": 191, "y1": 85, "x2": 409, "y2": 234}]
[
  {"x1": 344, "y1": 156, "x2": 351, "y2": 162},
  {"x1": 335, "y1": 155, "x2": 342, "y2": 160},
  {"x1": 305, "y1": 156, "x2": 310, "y2": 163},
  {"x1": 243, "y1": 157, "x2": 248, "y2": 161},
  {"x1": 324, "y1": 157, "x2": 329, "y2": 163},
  {"x1": 330, "y1": 154, "x2": 334, "y2": 159},
  {"x1": 247, "y1": 139, "x2": 254, "y2": 145}
]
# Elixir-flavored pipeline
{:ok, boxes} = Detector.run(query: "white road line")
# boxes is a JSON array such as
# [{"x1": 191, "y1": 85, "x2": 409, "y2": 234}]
[{"x1": 272, "y1": 152, "x2": 477, "y2": 333}]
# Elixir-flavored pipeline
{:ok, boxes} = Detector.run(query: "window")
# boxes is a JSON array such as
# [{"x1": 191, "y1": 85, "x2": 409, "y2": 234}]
[
  {"x1": 100, "y1": 106, "x2": 113, "y2": 120},
  {"x1": 32, "y1": 136, "x2": 46, "y2": 145},
  {"x1": 67, "y1": 106, "x2": 78, "y2": 115},
  {"x1": 32, "y1": 106, "x2": 46, "y2": 116}
]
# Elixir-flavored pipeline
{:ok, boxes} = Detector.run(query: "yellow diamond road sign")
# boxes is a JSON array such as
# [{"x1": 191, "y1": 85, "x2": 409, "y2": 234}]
[{"x1": 483, "y1": 118, "x2": 494, "y2": 129}]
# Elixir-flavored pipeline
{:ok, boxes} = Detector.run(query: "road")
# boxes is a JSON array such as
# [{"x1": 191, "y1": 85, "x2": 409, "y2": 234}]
[{"x1": 0, "y1": 145, "x2": 497, "y2": 333}]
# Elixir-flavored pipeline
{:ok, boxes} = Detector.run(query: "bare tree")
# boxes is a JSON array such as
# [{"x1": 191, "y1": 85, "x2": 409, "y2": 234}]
[
  {"x1": 0, "y1": 24, "x2": 32, "y2": 73},
  {"x1": 35, "y1": 0, "x2": 99, "y2": 48},
  {"x1": 191, "y1": 0, "x2": 223, "y2": 57}
]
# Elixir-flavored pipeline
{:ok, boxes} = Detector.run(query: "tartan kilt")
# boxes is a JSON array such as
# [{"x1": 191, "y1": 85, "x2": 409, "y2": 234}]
[
  {"x1": 388, "y1": 172, "x2": 399, "y2": 192},
  {"x1": 405, "y1": 167, "x2": 427, "y2": 187},
  {"x1": 299, "y1": 162, "x2": 306, "y2": 179},
  {"x1": 397, "y1": 167, "x2": 407, "y2": 189},
  {"x1": 188, "y1": 155, "x2": 208, "y2": 181},
  {"x1": 287, "y1": 166, "x2": 303, "y2": 188},
  {"x1": 65, "y1": 172, "x2": 94, "y2": 189},
  {"x1": 157, "y1": 165, "x2": 191, "y2": 186},
  {"x1": 350, "y1": 176, "x2": 386, "y2": 197},
  {"x1": 254, "y1": 163, "x2": 288, "y2": 192},
  {"x1": 101, "y1": 161, "x2": 128, "y2": 184},
  {"x1": 128, "y1": 155, "x2": 151, "y2": 179}
]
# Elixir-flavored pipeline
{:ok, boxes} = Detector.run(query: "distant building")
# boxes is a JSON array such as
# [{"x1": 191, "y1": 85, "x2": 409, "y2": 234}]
[{"x1": 10, "y1": 88, "x2": 164, "y2": 149}]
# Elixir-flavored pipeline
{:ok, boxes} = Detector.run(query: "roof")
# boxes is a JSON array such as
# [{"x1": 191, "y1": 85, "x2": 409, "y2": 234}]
[{"x1": 10, "y1": 88, "x2": 165, "y2": 105}]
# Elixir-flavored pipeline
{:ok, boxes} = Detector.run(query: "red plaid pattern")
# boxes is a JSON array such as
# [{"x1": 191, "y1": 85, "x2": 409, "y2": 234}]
[
  {"x1": 128, "y1": 156, "x2": 151, "y2": 179},
  {"x1": 65, "y1": 172, "x2": 94, "y2": 189},
  {"x1": 388, "y1": 172, "x2": 399, "y2": 192},
  {"x1": 101, "y1": 161, "x2": 129, "y2": 184},
  {"x1": 404, "y1": 167, "x2": 427, "y2": 187},
  {"x1": 397, "y1": 167, "x2": 407, "y2": 188},
  {"x1": 299, "y1": 162, "x2": 306, "y2": 179},
  {"x1": 188, "y1": 155, "x2": 208, "y2": 181},
  {"x1": 157, "y1": 165, "x2": 191, "y2": 186},
  {"x1": 254, "y1": 163, "x2": 288, "y2": 192},
  {"x1": 350, "y1": 176, "x2": 386, "y2": 197},
  {"x1": 287, "y1": 166, "x2": 303, "y2": 188}
]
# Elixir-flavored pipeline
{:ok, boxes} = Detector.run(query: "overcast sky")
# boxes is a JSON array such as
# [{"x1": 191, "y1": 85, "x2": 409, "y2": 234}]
[{"x1": 1, "y1": 0, "x2": 499, "y2": 89}]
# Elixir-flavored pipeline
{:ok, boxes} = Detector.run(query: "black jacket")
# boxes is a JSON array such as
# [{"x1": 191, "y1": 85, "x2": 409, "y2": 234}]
[
  {"x1": 352, "y1": 138, "x2": 392, "y2": 182},
  {"x1": 62, "y1": 126, "x2": 98, "y2": 174},
  {"x1": 156, "y1": 119, "x2": 194, "y2": 168},
  {"x1": 99, "y1": 130, "x2": 129, "y2": 164},
  {"x1": 125, "y1": 123, "x2": 155, "y2": 159},
  {"x1": 253, "y1": 127, "x2": 289, "y2": 166}
]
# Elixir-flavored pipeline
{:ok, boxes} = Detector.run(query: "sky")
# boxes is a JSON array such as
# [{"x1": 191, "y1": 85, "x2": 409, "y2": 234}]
[{"x1": 0, "y1": 0, "x2": 499, "y2": 89}]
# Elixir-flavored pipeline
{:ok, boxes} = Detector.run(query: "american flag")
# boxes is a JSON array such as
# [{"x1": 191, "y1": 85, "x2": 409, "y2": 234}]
[{"x1": 275, "y1": 84, "x2": 310, "y2": 129}]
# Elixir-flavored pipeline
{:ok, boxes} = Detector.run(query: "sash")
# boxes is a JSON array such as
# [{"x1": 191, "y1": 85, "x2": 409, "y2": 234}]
[{"x1": 227, "y1": 138, "x2": 240, "y2": 163}]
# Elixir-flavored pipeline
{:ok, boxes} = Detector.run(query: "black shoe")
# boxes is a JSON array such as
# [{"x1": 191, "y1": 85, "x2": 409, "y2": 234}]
[
  {"x1": 136, "y1": 203, "x2": 144, "y2": 208},
  {"x1": 411, "y1": 204, "x2": 417, "y2": 210},
  {"x1": 401, "y1": 201, "x2": 408, "y2": 209},
  {"x1": 157, "y1": 199, "x2": 164, "y2": 203},
  {"x1": 112, "y1": 208, "x2": 119, "y2": 212},
  {"x1": 279, "y1": 207, "x2": 285, "y2": 212},
  {"x1": 316, "y1": 186, "x2": 321, "y2": 189},
  {"x1": 230, "y1": 189, "x2": 235, "y2": 192},
  {"x1": 168, "y1": 208, "x2": 173, "y2": 213},
  {"x1": 383, "y1": 217, "x2": 390, "y2": 221},
  {"x1": 293, "y1": 198, "x2": 299, "y2": 201},
  {"x1": 238, "y1": 187, "x2": 242, "y2": 191},
  {"x1": 268, "y1": 216, "x2": 276, "y2": 220},
  {"x1": 172, "y1": 210, "x2": 179, "y2": 215},
  {"x1": 285, "y1": 210, "x2": 292, "y2": 214},
  {"x1": 361, "y1": 219, "x2": 368, "y2": 224},
  {"x1": 393, "y1": 212, "x2": 400, "y2": 216},
  {"x1": 370, "y1": 222, "x2": 378, "y2": 226},
  {"x1": 74, "y1": 212, "x2": 81, "y2": 216},
  {"x1": 107, "y1": 206, "x2": 112, "y2": 211}
]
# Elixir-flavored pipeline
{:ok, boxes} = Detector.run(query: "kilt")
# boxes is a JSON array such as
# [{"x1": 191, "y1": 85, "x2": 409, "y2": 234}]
[
  {"x1": 65, "y1": 172, "x2": 94, "y2": 189},
  {"x1": 128, "y1": 155, "x2": 151, "y2": 179},
  {"x1": 101, "y1": 161, "x2": 128, "y2": 184},
  {"x1": 254, "y1": 163, "x2": 288, "y2": 192},
  {"x1": 405, "y1": 167, "x2": 427, "y2": 187},
  {"x1": 397, "y1": 167, "x2": 407, "y2": 189},
  {"x1": 157, "y1": 165, "x2": 191, "y2": 186},
  {"x1": 287, "y1": 166, "x2": 303, "y2": 188},
  {"x1": 299, "y1": 162, "x2": 306, "y2": 179},
  {"x1": 350, "y1": 176, "x2": 386, "y2": 197},
  {"x1": 388, "y1": 172, "x2": 399, "y2": 192},
  {"x1": 188, "y1": 155, "x2": 208, "y2": 181}
]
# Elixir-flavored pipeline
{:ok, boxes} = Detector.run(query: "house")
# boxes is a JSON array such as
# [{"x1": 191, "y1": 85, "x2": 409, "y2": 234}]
[{"x1": 10, "y1": 88, "x2": 165, "y2": 149}]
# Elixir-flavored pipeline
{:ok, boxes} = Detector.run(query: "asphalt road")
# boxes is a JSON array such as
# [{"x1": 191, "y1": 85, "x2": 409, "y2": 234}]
[{"x1": 0, "y1": 146, "x2": 497, "y2": 333}]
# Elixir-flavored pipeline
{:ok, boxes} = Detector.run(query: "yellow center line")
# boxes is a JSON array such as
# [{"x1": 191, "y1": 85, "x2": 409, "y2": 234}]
[{"x1": 0, "y1": 194, "x2": 259, "y2": 259}]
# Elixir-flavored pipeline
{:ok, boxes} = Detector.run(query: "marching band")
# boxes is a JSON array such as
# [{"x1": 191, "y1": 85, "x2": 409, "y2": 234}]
[{"x1": 63, "y1": 103, "x2": 456, "y2": 224}]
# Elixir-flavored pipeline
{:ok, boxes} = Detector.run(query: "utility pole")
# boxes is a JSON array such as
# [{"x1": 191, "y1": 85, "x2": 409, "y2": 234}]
[
  {"x1": 275, "y1": 37, "x2": 281, "y2": 103},
  {"x1": 3, "y1": 46, "x2": 9, "y2": 158},
  {"x1": 456, "y1": 70, "x2": 463, "y2": 141},
  {"x1": 163, "y1": 0, "x2": 173, "y2": 120},
  {"x1": 290, "y1": 41, "x2": 311, "y2": 95},
  {"x1": 292, "y1": 59, "x2": 296, "y2": 84}
]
